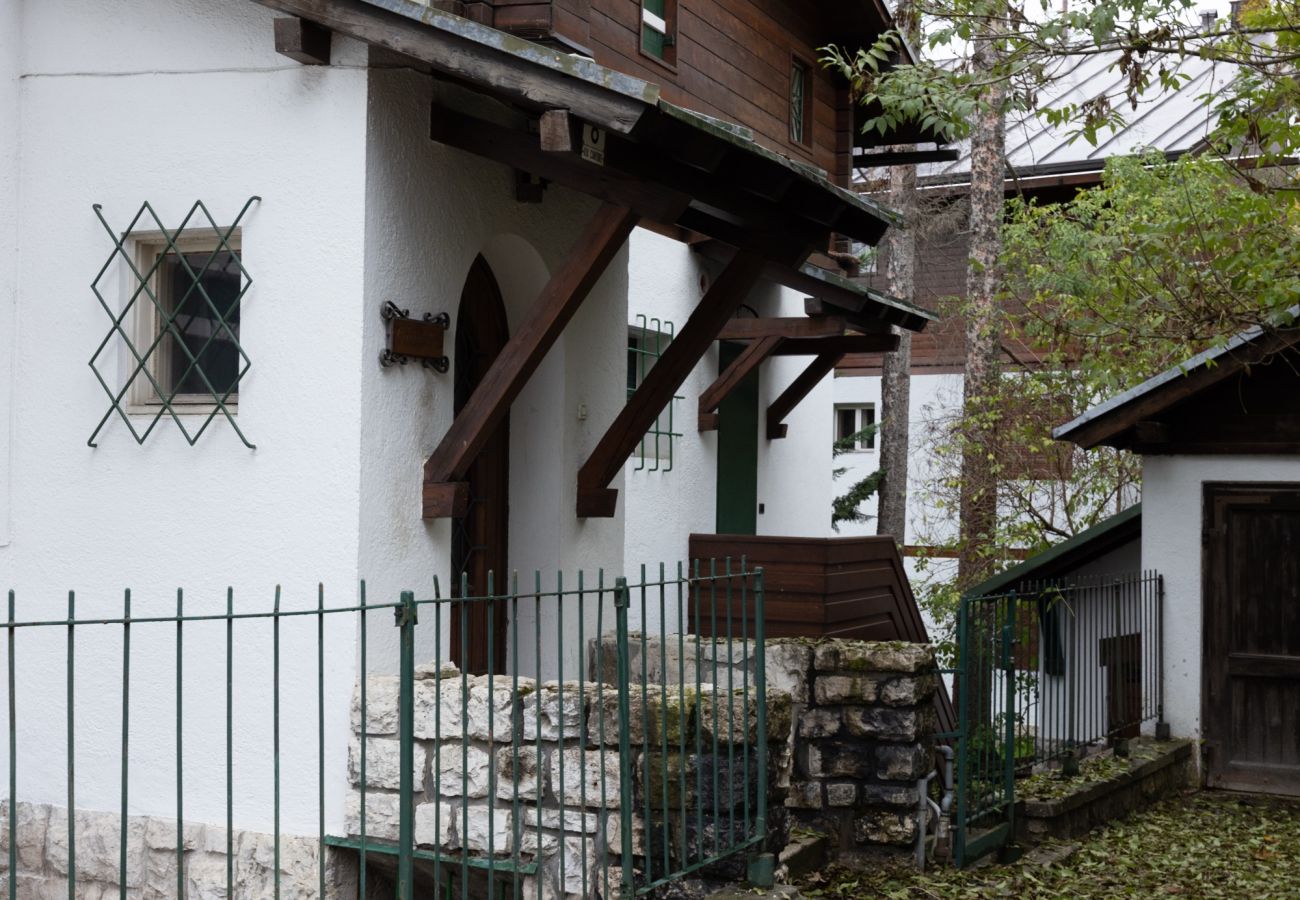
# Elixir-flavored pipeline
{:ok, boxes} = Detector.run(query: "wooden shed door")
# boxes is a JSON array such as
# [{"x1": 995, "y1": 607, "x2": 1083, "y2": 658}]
[{"x1": 1203, "y1": 485, "x2": 1300, "y2": 796}]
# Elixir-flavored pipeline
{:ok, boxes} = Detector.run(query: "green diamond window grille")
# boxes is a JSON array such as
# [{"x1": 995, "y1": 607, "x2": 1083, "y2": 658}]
[
  {"x1": 88, "y1": 198, "x2": 259, "y2": 448},
  {"x1": 627, "y1": 314, "x2": 682, "y2": 472}
]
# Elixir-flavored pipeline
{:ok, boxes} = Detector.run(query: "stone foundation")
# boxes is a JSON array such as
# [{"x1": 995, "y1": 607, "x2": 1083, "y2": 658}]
[{"x1": 0, "y1": 801, "x2": 358, "y2": 900}]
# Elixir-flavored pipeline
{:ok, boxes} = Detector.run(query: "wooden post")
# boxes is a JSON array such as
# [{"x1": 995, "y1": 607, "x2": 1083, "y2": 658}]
[
  {"x1": 766, "y1": 352, "x2": 843, "y2": 439},
  {"x1": 577, "y1": 250, "x2": 767, "y2": 517},
  {"x1": 423, "y1": 202, "x2": 639, "y2": 518},
  {"x1": 697, "y1": 335, "x2": 783, "y2": 431}
]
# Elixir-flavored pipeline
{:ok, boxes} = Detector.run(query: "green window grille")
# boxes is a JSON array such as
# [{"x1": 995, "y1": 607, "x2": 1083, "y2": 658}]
[
  {"x1": 88, "y1": 198, "x2": 259, "y2": 448},
  {"x1": 627, "y1": 314, "x2": 681, "y2": 472},
  {"x1": 641, "y1": 0, "x2": 672, "y2": 60},
  {"x1": 790, "y1": 60, "x2": 809, "y2": 143}
]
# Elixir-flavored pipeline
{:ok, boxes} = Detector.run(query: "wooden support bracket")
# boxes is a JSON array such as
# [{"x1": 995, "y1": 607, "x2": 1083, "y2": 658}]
[
  {"x1": 423, "y1": 202, "x2": 639, "y2": 518},
  {"x1": 577, "y1": 250, "x2": 768, "y2": 517},
  {"x1": 697, "y1": 335, "x2": 782, "y2": 431},
  {"x1": 716, "y1": 317, "x2": 847, "y2": 341},
  {"x1": 767, "y1": 352, "x2": 844, "y2": 440},
  {"x1": 273, "y1": 17, "x2": 331, "y2": 65},
  {"x1": 771, "y1": 334, "x2": 900, "y2": 356}
]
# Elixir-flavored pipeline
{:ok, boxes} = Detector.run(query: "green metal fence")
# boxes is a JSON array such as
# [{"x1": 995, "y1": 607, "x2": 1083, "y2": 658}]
[
  {"x1": 950, "y1": 571, "x2": 1165, "y2": 867},
  {"x1": 2, "y1": 561, "x2": 769, "y2": 898}
]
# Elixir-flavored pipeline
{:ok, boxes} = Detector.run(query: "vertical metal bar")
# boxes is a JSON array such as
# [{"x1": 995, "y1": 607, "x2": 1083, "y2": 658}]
[
  {"x1": 638, "y1": 567, "x2": 653, "y2": 886},
  {"x1": 577, "y1": 570, "x2": 588, "y2": 900},
  {"x1": 954, "y1": 595, "x2": 968, "y2": 868},
  {"x1": 317, "y1": 584, "x2": 326, "y2": 899},
  {"x1": 1003, "y1": 594, "x2": 1017, "y2": 839},
  {"x1": 488, "y1": 571, "x2": 498, "y2": 900},
  {"x1": 1156, "y1": 573, "x2": 1168, "y2": 738},
  {"x1": 724, "y1": 558, "x2": 735, "y2": 847},
  {"x1": 226, "y1": 588, "x2": 233, "y2": 897},
  {"x1": 675, "y1": 563, "x2": 686, "y2": 873},
  {"x1": 554, "y1": 571, "x2": 564, "y2": 899},
  {"x1": 273, "y1": 585, "x2": 281, "y2": 900},
  {"x1": 656, "y1": 563, "x2": 670, "y2": 882},
  {"x1": 7, "y1": 590, "x2": 15, "y2": 898},
  {"x1": 432, "y1": 580, "x2": 443, "y2": 899},
  {"x1": 749, "y1": 567, "x2": 772, "y2": 887},
  {"x1": 176, "y1": 588, "x2": 184, "y2": 898},
  {"x1": 614, "y1": 577, "x2": 636, "y2": 897},
  {"x1": 67, "y1": 591, "x2": 76, "y2": 900},
  {"x1": 396, "y1": 591, "x2": 416, "y2": 900},
  {"x1": 596, "y1": 570, "x2": 609, "y2": 900},
  {"x1": 510, "y1": 571, "x2": 522, "y2": 900},
  {"x1": 693, "y1": 560, "x2": 703, "y2": 865},
  {"x1": 120, "y1": 588, "x2": 131, "y2": 900}
]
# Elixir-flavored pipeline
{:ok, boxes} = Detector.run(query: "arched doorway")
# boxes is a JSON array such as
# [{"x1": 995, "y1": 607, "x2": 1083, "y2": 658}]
[{"x1": 451, "y1": 255, "x2": 510, "y2": 675}]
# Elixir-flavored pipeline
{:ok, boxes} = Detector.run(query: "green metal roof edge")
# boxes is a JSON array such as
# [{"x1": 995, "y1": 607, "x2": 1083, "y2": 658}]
[
  {"x1": 797, "y1": 261, "x2": 939, "y2": 322},
  {"x1": 362, "y1": 0, "x2": 662, "y2": 105},
  {"x1": 965, "y1": 503, "x2": 1142, "y2": 598}
]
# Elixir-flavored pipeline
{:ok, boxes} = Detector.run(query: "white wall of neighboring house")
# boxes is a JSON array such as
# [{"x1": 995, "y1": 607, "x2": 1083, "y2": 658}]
[
  {"x1": 0, "y1": 0, "x2": 371, "y2": 836},
  {"x1": 1142, "y1": 455, "x2": 1300, "y2": 743}
]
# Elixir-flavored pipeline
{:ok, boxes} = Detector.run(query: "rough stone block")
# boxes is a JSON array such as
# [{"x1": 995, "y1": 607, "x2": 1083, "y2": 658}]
[
  {"x1": 434, "y1": 743, "x2": 493, "y2": 798},
  {"x1": 825, "y1": 783, "x2": 858, "y2": 808},
  {"x1": 586, "y1": 687, "x2": 645, "y2": 746},
  {"x1": 557, "y1": 835, "x2": 598, "y2": 895},
  {"x1": 815, "y1": 640, "x2": 934, "y2": 675},
  {"x1": 45, "y1": 806, "x2": 146, "y2": 888},
  {"x1": 344, "y1": 790, "x2": 402, "y2": 842},
  {"x1": 466, "y1": 675, "x2": 525, "y2": 742},
  {"x1": 521, "y1": 681, "x2": 586, "y2": 742},
  {"x1": 785, "y1": 782, "x2": 823, "y2": 810},
  {"x1": 805, "y1": 742, "x2": 872, "y2": 780},
  {"x1": 854, "y1": 810, "x2": 916, "y2": 845},
  {"x1": 453, "y1": 804, "x2": 513, "y2": 854},
  {"x1": 813, "y1": 675, "x2": 879, "y2": 705},
  {"x1": 413, "y1": 801, "x2": 455, "y2": 850},
  {"x1": 496, "y1": 746, "x2": 543, "y2": 803},
  {"x1": 861, "y1": 783, "x2": 919, "y2": 808},
  {"x1": 352, "y1": 675, "x2": 400, "y2": 736},
  {"x1": 798, "y1": 708, "x2": 843, "y2": 740},
  {"x1": 879, "y1": 674, "x2": 937, "y2": 707},
  {"x1": 348, "y1": 736, "x2": 427, "y2": 792},
  {"x1": 604, "y1": 811, "x2": 646, "y2": 857},
  {"x1": 765, "y1": 641, "x2": 814, "y2": 706},
  {"x1": 645, "y1": 686, "x2": 701, "y2": 745},
  {"x1": 548, "y1": 747, "x2": 620, "y2": 808},
  {"x1": 874, "y1": 744, "x2": 931, "y2": 782},
  {"x1": 697, "y1": 687, "x2": 793, "y2": 745},
  {"x1": 843, "y1": 707, "x2": 923, "y2": 743}
]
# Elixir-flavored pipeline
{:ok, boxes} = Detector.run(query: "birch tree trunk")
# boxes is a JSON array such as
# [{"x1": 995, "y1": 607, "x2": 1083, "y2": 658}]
[
  {"x1": 877, "y1": 161, "x2": 915, "y2": 545},
  {"x1": 957, "y1": 33, "x2": 1006, "y2": 587}
]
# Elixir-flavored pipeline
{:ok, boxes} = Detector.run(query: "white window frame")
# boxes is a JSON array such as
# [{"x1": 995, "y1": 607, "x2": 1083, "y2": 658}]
[
  {"x1": 126, "y1": 229, "x2": 242, "y2": 415},
  {"x1": 834, "y1": 403, "x2": 876, "y2": 452},
  {"x1": 627, "y1": 322, "x2": 677, "y2": 466}
]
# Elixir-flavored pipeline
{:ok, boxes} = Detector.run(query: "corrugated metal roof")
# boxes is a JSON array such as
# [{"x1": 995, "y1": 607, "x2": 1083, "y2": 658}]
[{"x1": 912, "y1": 50, "x2": 1237, "y2": 182}]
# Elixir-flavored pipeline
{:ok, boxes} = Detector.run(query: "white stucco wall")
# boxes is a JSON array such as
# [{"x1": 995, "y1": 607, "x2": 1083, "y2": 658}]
[
  {"x1": 0, "y1": 0, "x2": 20, "y2": 548},
  {"x1": 0, "y1": 0, "x2": 370, "y2": 836},
  {"x1": 358, "y1": 70, "x2": 628, "y2": 683},
  {"x1": 1142, "y1": 455, "x2": 1300, "y2": 742}
]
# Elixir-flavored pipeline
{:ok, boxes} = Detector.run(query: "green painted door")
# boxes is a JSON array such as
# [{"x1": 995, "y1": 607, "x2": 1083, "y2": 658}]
[{"x1": 715, "y1": 341, "x2": 759, "y2": 534}]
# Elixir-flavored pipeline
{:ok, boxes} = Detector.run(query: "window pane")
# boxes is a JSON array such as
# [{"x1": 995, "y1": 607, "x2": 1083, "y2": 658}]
[
  {"x1": 836, "y1": 408, "x2": 856, "y2": 443},
  {"x1": 160, "y1": 250, "x2": 241, "y2": 397},
  {"x1": 790, "y1": 62, "x2": 807, "y2": 142},
  {"x1": 863, "y1": 406, "x2": 876, "y2": 449}
]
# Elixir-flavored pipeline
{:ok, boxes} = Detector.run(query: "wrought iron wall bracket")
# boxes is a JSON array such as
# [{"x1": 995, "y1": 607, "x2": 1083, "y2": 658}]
[{"x1": 379, "y1": 302, "x2": 449, "y2": 372}]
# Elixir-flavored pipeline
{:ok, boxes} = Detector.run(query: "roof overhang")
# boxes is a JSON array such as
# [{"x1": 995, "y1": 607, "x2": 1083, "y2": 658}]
[{"x1": 254, "y1": 0, "x2": 933, "y2": 330}]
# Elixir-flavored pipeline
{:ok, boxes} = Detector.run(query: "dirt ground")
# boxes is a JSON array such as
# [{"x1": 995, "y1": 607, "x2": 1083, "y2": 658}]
[{"x1": 796, "y1": 789, "x2": 1300, "y2": 899}]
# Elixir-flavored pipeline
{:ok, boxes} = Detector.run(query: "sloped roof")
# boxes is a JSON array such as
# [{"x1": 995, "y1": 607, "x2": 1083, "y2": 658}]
[{"x1": 916, "y1": 50, "x2": 1236, "y2": 185}]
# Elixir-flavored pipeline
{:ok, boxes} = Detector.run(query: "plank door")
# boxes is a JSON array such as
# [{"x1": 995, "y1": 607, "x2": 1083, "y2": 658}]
[
  {"x1": 715, "y1": 341, "x2": 759, "y2": 535},
  {"x1": 1203, "y1": 485, "x2": 1300, "y2": 796},
  {"x1": 450, "y1": 256, "x2": 510, "y2": 676}
]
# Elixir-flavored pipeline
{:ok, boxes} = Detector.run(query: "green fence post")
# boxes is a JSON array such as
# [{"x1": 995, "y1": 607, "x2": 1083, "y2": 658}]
[
  {"x1": 747, "y1": 567, "x2": 774, "y2": 888},
  {"x1": 953, "y1": 595, "x2": 968, "y2": 869},
  {"x1": 1002, "y1": 595, "x2": 1018, "y2": 856},
  {"x1": 614, "y1": 577, "x2": 636, "y2": 898},
  {"x1": 396, "y1": 590, "x2": 417, "y2": 900}
]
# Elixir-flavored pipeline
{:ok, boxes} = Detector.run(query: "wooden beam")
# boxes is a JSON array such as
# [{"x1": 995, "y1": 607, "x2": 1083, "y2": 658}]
[
  {"x1": 539, "y1": 108, "x2": 576, "y2": 153},
  {"x1": 252, "y1": 0, "x2": 652, "y2": 133},
  {"x1": 274, "y1": 17, "x2": 332, "y2": 64},
  {"x1": 717, "y1": 317, "x2": 847, "y2": 341},
  {"x1": 577, "y1": 251, "x2": 768, "y2": 517},
  {"x1": 423, "y1": 202, "x2": 639, "y2": 518},
  {"x1": 697, "y1": 335, "x2": 783, "y2": 431},
  {"x1": 771, "y1": 334, "x2": 900, "y2": 356},
  {"x1": 804, "y1": 298, "x2": 892, "y2": 334},
  {"x1": 766, "y1": 352, "x2": 842, "y2": 439}
]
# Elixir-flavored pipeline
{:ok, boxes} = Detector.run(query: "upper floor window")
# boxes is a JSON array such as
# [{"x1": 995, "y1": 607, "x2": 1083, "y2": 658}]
[
  {"x1": 835, "y1": 403, "x2": 876, "y2": 451},
  {"x1": 641, "y1": 0, "x2": 677, "y2": 65},
  {"x1": 627, "y1": 317, "x2": 681, "y2": 470},
  {"x1": 790, "y1": 58, "x2": 812, "y2": 145}
]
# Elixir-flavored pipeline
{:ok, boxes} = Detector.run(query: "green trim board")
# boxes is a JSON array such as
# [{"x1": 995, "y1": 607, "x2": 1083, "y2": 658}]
[
  {"x1": 966, "y1": 503, "x2": 1142, "y2": 598},
  {"x1": 715, "y1": 342, "x2": 760, "y2": 535}
]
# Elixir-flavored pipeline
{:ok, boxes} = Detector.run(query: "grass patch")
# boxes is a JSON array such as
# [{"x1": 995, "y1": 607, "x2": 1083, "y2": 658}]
[{"x1": 796, "y1": 790, "x2": 1300, "y2": 899}]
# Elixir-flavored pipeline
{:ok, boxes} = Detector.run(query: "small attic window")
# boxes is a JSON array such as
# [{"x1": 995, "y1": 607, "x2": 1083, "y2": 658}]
[
  {"x1": 641, "y1": 0, "x2": 676, "y2": 65},
  {"x1": 790, "y1": 57, "x2": 812, "y2": 145}
]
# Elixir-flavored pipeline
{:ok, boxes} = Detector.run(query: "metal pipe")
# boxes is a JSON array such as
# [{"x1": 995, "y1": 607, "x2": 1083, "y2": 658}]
[{"x1": 915, "y1": 769, "x2": 938, "y2": 870}]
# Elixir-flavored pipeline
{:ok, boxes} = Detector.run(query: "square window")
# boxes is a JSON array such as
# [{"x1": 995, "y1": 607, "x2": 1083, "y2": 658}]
[
  {"x1": 834, "y1": 403, "x2": 876, "y2": 451},
  {"x1": 628, "y1": 319, "x2": 681, "y2": 468},
  {"x1": 130, "y1": 232, "x2": 244, "y2": 411}
]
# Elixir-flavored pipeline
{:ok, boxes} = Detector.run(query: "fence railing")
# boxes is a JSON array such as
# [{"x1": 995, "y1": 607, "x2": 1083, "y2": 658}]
[
  {"x1": 953, "y1": 570, "x2": 1165, "y2": 864},
  {"x1": 1, "y1": 560, "x2": 770, "y2": 899}
]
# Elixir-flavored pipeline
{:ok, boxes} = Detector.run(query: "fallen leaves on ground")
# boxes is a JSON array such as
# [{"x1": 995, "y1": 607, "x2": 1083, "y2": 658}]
[{"x1": 797, "y1": 790, "x2": 1300, "y2": 899}]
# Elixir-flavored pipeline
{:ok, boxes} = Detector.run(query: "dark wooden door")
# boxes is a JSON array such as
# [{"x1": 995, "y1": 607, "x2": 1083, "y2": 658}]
[
  {"x1": 715, "y1": 342, "x2": 759, "y2": 535},
  {"x1": 1203, "y1": 485, "x2": 1300, "y2": 796},
  {"x1": 450, "y1": 256, "x2": 510, "y2": 676}
]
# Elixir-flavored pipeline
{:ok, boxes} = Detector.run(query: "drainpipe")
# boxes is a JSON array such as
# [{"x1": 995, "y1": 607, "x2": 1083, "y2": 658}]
[{"x1": 915, "y1": 745, "x2": 956, "y2": 870}]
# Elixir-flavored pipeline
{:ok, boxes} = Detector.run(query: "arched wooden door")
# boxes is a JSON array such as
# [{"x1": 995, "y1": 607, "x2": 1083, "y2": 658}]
[{"x1": 450, "y1": 256, "x2": 510, "y2": 675}]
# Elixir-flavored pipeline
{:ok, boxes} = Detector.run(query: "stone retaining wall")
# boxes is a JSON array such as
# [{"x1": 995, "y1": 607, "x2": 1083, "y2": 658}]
[{"x1": 349, "y1": 662, "x2": 791, "y2": 899}]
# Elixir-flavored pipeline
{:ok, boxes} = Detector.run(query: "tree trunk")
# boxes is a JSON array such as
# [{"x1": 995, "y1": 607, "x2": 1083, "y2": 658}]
[
  {"x1": 957, "y1": 35, "x2": 1006, "y2": 588},
  {"x1": 877, "y1": 159, "x2": 915, "y2": 545}
]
